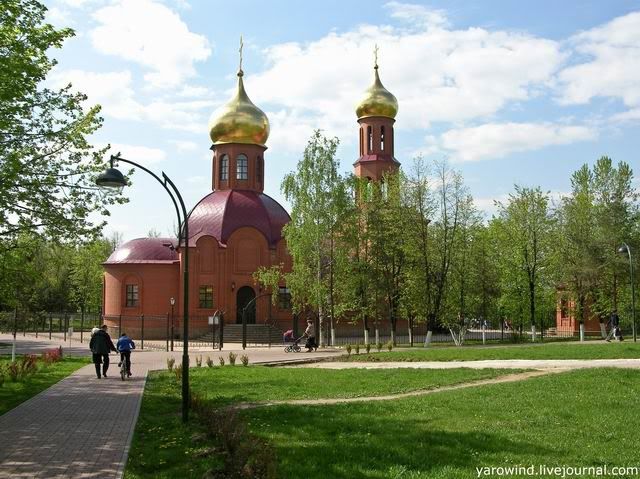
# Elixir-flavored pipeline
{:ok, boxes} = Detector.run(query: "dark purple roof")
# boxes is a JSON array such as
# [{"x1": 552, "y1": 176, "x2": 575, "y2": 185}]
[
  {"x1": 188, "y1": 190, "x2": 290, "y2": 247},
  {"x1": 353, "y1": 154, "x2": 400, "y2": 166},
  {"x1": 104, "y1": 237, "x2": 179, "y2": 264}
]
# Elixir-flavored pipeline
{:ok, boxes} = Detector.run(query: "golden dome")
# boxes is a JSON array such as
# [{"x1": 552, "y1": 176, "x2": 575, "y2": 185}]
[
  {"x1": 355, "y1": 66, "x2": 398, "y2": 120},
  {"x1": 208, "y1": 70, "x2": 270, "y2": 147}
]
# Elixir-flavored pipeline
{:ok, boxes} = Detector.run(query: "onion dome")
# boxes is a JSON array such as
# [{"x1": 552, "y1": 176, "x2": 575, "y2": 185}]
[
  {"x1": 188, "y1": 190, "x2": 290, "y2": 247},
  {"x1": 104, "y1": 238, "x2": 178, "y2": 264},
  {"x1": 208, "y1": 70, "x2": 270, "y2": 147},
  {"x1": 355, "y1": 65, "x2": 398, "y2": 120}
]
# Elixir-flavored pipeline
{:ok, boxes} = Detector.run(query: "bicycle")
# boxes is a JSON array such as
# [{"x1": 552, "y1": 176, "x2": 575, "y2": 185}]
[{"x1": 119, "y1": 355, "x2": 127, "y2": 381}]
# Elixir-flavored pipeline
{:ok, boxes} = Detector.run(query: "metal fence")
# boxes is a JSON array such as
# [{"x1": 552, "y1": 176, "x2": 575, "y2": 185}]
[{"x1": 1, "y1": 310, "x2": 630, "y2": 349}]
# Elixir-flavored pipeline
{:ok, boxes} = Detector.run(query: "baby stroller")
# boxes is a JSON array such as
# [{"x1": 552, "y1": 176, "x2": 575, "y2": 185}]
[{"x1": 284, "y1": 337, "x2": 302, "y2": 353}]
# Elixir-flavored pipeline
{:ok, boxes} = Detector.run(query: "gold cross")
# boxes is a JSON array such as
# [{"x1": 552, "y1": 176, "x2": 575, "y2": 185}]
[
  {"x1": 239, "y1": 35, "x2": 244, "y2": 72},
  {"x1": 374, "y1": 44, "x2": 379, "y2": 68}
]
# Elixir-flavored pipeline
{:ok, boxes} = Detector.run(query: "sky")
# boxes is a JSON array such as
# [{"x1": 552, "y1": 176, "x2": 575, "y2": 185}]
[{"x1": 43, "y1": 0, "x2": 640, "y2": 240}]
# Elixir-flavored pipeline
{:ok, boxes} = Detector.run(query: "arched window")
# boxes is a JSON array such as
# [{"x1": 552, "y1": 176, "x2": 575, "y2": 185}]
[
  {"x1": 360, "y1": 128, "x2": 364, "y2": 154},
  {"x1": 381, "y1": 125, "x2": 385, "y2": 151},
  {"x1": 257, "y1": 156, "x2": 262, "y2": 183},
  {"x1": 381, "y1": 180, "x2": 388, "y2": 199},
  {"x1": 220, "y1": 154, "x2": 229, "y2": 181},
  {"x1": 236, "y1": 154, "x2": 248, "y2": 180},
  {"x1": 367, "y1": 126, "x2": 373, "y2": 153}
]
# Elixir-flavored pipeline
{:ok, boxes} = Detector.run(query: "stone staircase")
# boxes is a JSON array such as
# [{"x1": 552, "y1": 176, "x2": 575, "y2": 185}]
[{"x1": 196, "y1": 324, "x2": 283, "y2": 345}]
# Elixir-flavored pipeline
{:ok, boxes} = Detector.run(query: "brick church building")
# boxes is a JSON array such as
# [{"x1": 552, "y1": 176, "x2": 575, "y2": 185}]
[{"x1": 102, "y1": 53, "x2": 399, "y2": 340}]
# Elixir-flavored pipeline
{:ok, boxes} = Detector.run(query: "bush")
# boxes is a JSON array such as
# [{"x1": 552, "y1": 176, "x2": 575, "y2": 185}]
[
  {"x1": 345, "y1": 344, "x2": 352, "y2": 357},
  {"x1": 195, "y1": 355, "x2": 202, "y2": 367},
  {"x1": 386, "y1": 340, "x2": 394, "y2": 352},
  {"x1": 166, "y1": 357, "x2": 175, "y2": 372},
  {"x1": 42, "y1": 348, "x2": 62, "y2": 365},
  {"x1": 218, "y1": 356, "x2": 225, "y2": 367},
  {"x1": 240, "y1": 354, "x2": 249, "y2": 367},
  {"x1": 173, "y1": 363, "x2": 183, "y2": 381},
  {"x1": 206, "y1": 356, "x2": 214, "y2": 368},
  {"x1": 190, "y1": 392, "x2": 277, "y2": 478},
  {"x1": 228, "y1": 351, "x2": 237, "y2": 366},
  {"x1": 355, "y1": 344, "x2": 360, "y2": 355},
  {"x1": 7, "y1": 362, "x2": 20, "y2": 382},
  {"x1": 365, "y1": 343, "x2": 371, "y2": 354},
  {"x1": 19, "y1": 355, "x2": 38, "y2": 376},
  {"x1": 376, "y1": 342, "x2": 383, "y2": 353},
  {"x1": 0, "y1": 365, "x2": 5, "y2": 387}
]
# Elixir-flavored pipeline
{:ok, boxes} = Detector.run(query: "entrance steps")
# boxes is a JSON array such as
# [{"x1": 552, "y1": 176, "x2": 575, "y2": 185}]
[{"x1": 196, "y1": 324, "x2": 283, "y2": 345}]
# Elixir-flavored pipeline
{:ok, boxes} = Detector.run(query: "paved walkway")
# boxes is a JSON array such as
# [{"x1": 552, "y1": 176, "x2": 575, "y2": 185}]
[{"x1": 0, "y1": 334, "x2": 340, "y2": 479}]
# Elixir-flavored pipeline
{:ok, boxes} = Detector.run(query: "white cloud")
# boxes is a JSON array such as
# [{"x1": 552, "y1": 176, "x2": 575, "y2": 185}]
[
  {"x1": 104, "y1": 143, "x2": 167, "y2": 166},
  {"x1": 248, "y1": 15, "x2": 564, "y2": 140},
  {"x1": 557, "y1": 11, "x2": 640, "y2": 117},
  {"x1": 50, "y1": 68, "x2": 216, "y2": 137},
  {"x1": 50, "y1": 69, "x2": 143, "y2": 120},
  {"x1": 90, "y1": 0, "x2": 211, "y2": 88},
  {"x1": 385, "y1": 1, "x2": 449, "y2": 28},
  {"x1": 168, "y1": 140, "x2": 199, "y2": 152},
  {"x1": 438, "y1": 122, "x2": 597, "y2": 162}
]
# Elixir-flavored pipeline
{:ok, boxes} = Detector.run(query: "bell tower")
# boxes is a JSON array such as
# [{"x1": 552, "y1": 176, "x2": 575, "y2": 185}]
[
  {"x1": 354, "y1": 46, "x2": 400, "y2": 181},
  {"x1": 208, "y1": 37, "x2": 269, "y2": 193}
]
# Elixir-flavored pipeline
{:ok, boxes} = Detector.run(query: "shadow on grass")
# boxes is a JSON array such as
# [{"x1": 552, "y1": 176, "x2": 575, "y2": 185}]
[{"x1": 242, "y1": 402, "x2": 556, "y2": 479}]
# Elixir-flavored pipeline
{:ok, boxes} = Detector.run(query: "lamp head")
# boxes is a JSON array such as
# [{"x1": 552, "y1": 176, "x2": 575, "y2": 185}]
[
  {"x1": 170, "y1": 297, "x2": 175, "y2": 306},
  {"x1": 618, "y1": 244, "x2": 630, "y2": 255}
]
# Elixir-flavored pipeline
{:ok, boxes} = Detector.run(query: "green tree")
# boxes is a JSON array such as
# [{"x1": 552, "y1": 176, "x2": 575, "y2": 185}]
[
  {"x1": 0, "y1": 0, "x2": 124, "y2": 249},
  {"x1": 495, "y1": 186, "x2": 556, "y2": 335},
  {"x1": 281, "y1": 131, "x2": 352, "y2": 346},
  {"x1": 70, "y1": 238, "x2": 113, "y2": 315}
]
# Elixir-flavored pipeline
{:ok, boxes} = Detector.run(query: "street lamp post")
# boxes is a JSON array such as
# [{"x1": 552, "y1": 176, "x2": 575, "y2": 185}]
[
  {"x1": 170, "y1": 297, "x2": 175, "y2": 352},
  {"x1": 97, "y1": 153, "x2": 191, "y2": 422},
  {"x1": 618, "y1": 243, "x2": 637, "y2": 342}
]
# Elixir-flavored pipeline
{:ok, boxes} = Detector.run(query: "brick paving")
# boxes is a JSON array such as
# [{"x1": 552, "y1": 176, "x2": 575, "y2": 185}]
[{"x1": 0, "y1": 334, "x2": 340, "y2": 479}]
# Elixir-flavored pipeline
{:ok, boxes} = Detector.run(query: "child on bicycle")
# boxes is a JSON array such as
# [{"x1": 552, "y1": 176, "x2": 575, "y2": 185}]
[{"x1": 116, "y1": 332, "x2": 136, "y2": 377}]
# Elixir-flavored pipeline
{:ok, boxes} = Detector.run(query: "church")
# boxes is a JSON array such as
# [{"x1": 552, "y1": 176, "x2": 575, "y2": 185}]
[{"x1": 102, "y1": 50, "x2": 400, "y2": 340}]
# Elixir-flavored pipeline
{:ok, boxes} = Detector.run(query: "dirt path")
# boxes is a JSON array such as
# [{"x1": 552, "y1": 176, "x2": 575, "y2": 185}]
[{"x1": 233, "y1": 368, "x2": 564, "y2": 410}]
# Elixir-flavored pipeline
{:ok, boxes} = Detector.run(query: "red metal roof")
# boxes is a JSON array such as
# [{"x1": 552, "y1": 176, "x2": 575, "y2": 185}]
[
  {"x1": 104, "y1": 237, "x2": 179, "y2": 264},
  {"x1": 188, "y1": 190, "x2": 290, "y2": 247},
  {"x1": 353, "y1": 154, "x2": 400, "y2": 166}
]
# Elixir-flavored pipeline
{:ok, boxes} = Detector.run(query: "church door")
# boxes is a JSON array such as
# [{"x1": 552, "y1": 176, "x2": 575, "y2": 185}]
[{"x1": 236, "y1": 286, "x2": 256, "y2": 324}]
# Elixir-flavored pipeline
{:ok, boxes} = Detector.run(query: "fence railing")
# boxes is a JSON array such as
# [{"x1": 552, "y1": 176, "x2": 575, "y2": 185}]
[{"x1": 1, "y1": 310, "x2": 628, "y2": 349}]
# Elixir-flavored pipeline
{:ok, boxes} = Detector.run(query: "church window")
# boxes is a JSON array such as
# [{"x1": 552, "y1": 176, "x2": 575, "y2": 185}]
[
  {"x1": 381, "y1": 180, "x2": 388, "y2": 199},
  {"x1": 199, "y1": 285, "x2": 214, "y2": 308},
  {"x1": 236, "y1": 154, "x2": 248, "y2": 180},
  {"x1": 381, "y1": 125, "x2": 385, "y2": 151},
  {"x1": 560, "y1": 298, "x2": 569, "y2": 318},
  {"x1": 278, "y1": 287, "x2": 291, "y2": 310},
  {"x1": 257, "y1": 156, "x2": 262, "y2": 183},
  {"x1": 360, "y1": 128, "x2": 364, "y2": 154},
  {"x1": 125, "y1": 284, "x2": 139, "y2": 307},
  {"x1": 220, "y1": 154, "x2": 229, "y2": 181},
  {"x1": 367, "y1": 126, "x2": 373, "y2": 153}
]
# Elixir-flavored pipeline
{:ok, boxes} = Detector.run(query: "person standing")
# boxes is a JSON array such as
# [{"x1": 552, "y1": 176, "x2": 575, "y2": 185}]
[{"x1": 89, "y1": 325, "x2": 116, "y2": 378}]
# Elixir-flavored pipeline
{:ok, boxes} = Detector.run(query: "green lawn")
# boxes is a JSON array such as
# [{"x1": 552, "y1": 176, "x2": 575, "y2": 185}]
[
  {"x1": 345, "y1": 341, "x2": 640, "y2": 362},
  {"x1": 125, "y1": 367, "x2": 517, "y2": 478},
  {"x1": 0, "y1": 356, "x2": 89, "y2": 415},
  {"x1": 244, "y1": 368, "x2": 640, "y2": 478},
  {"x1": 189, "y1": 366, "x2": 515, "y2": 405}
]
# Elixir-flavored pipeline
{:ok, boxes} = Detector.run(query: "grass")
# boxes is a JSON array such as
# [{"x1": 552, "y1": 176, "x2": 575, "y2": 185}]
[
  {"x1": 123, "y1": 371, "x2": 224, "y2": 479},
  {"x1": 345, "y1": 341, "x2": 640, "y2": 362},
  {"x1": 188, "y1": 366, "x2": 516, "y2": 406},
  {"x1": 125, "y1": 367, "x2": 518, "y2": 478},
  {"x1": 0, "y1": 356, "x2": 89, "y2": 415},
  {"x1": 243, "y1": 368, "x2": 640, "y2": 478}
]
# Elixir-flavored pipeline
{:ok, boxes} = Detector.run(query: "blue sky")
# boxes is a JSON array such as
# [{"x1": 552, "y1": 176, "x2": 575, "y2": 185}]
[{"x1": 44, "y1": 0, "x2": 640, "y2": 240}]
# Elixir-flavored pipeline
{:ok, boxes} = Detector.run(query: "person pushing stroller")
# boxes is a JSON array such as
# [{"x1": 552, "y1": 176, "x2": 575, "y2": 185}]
[{"x1": 301, "y1": 319, "x2": 317, "y2": 352}]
